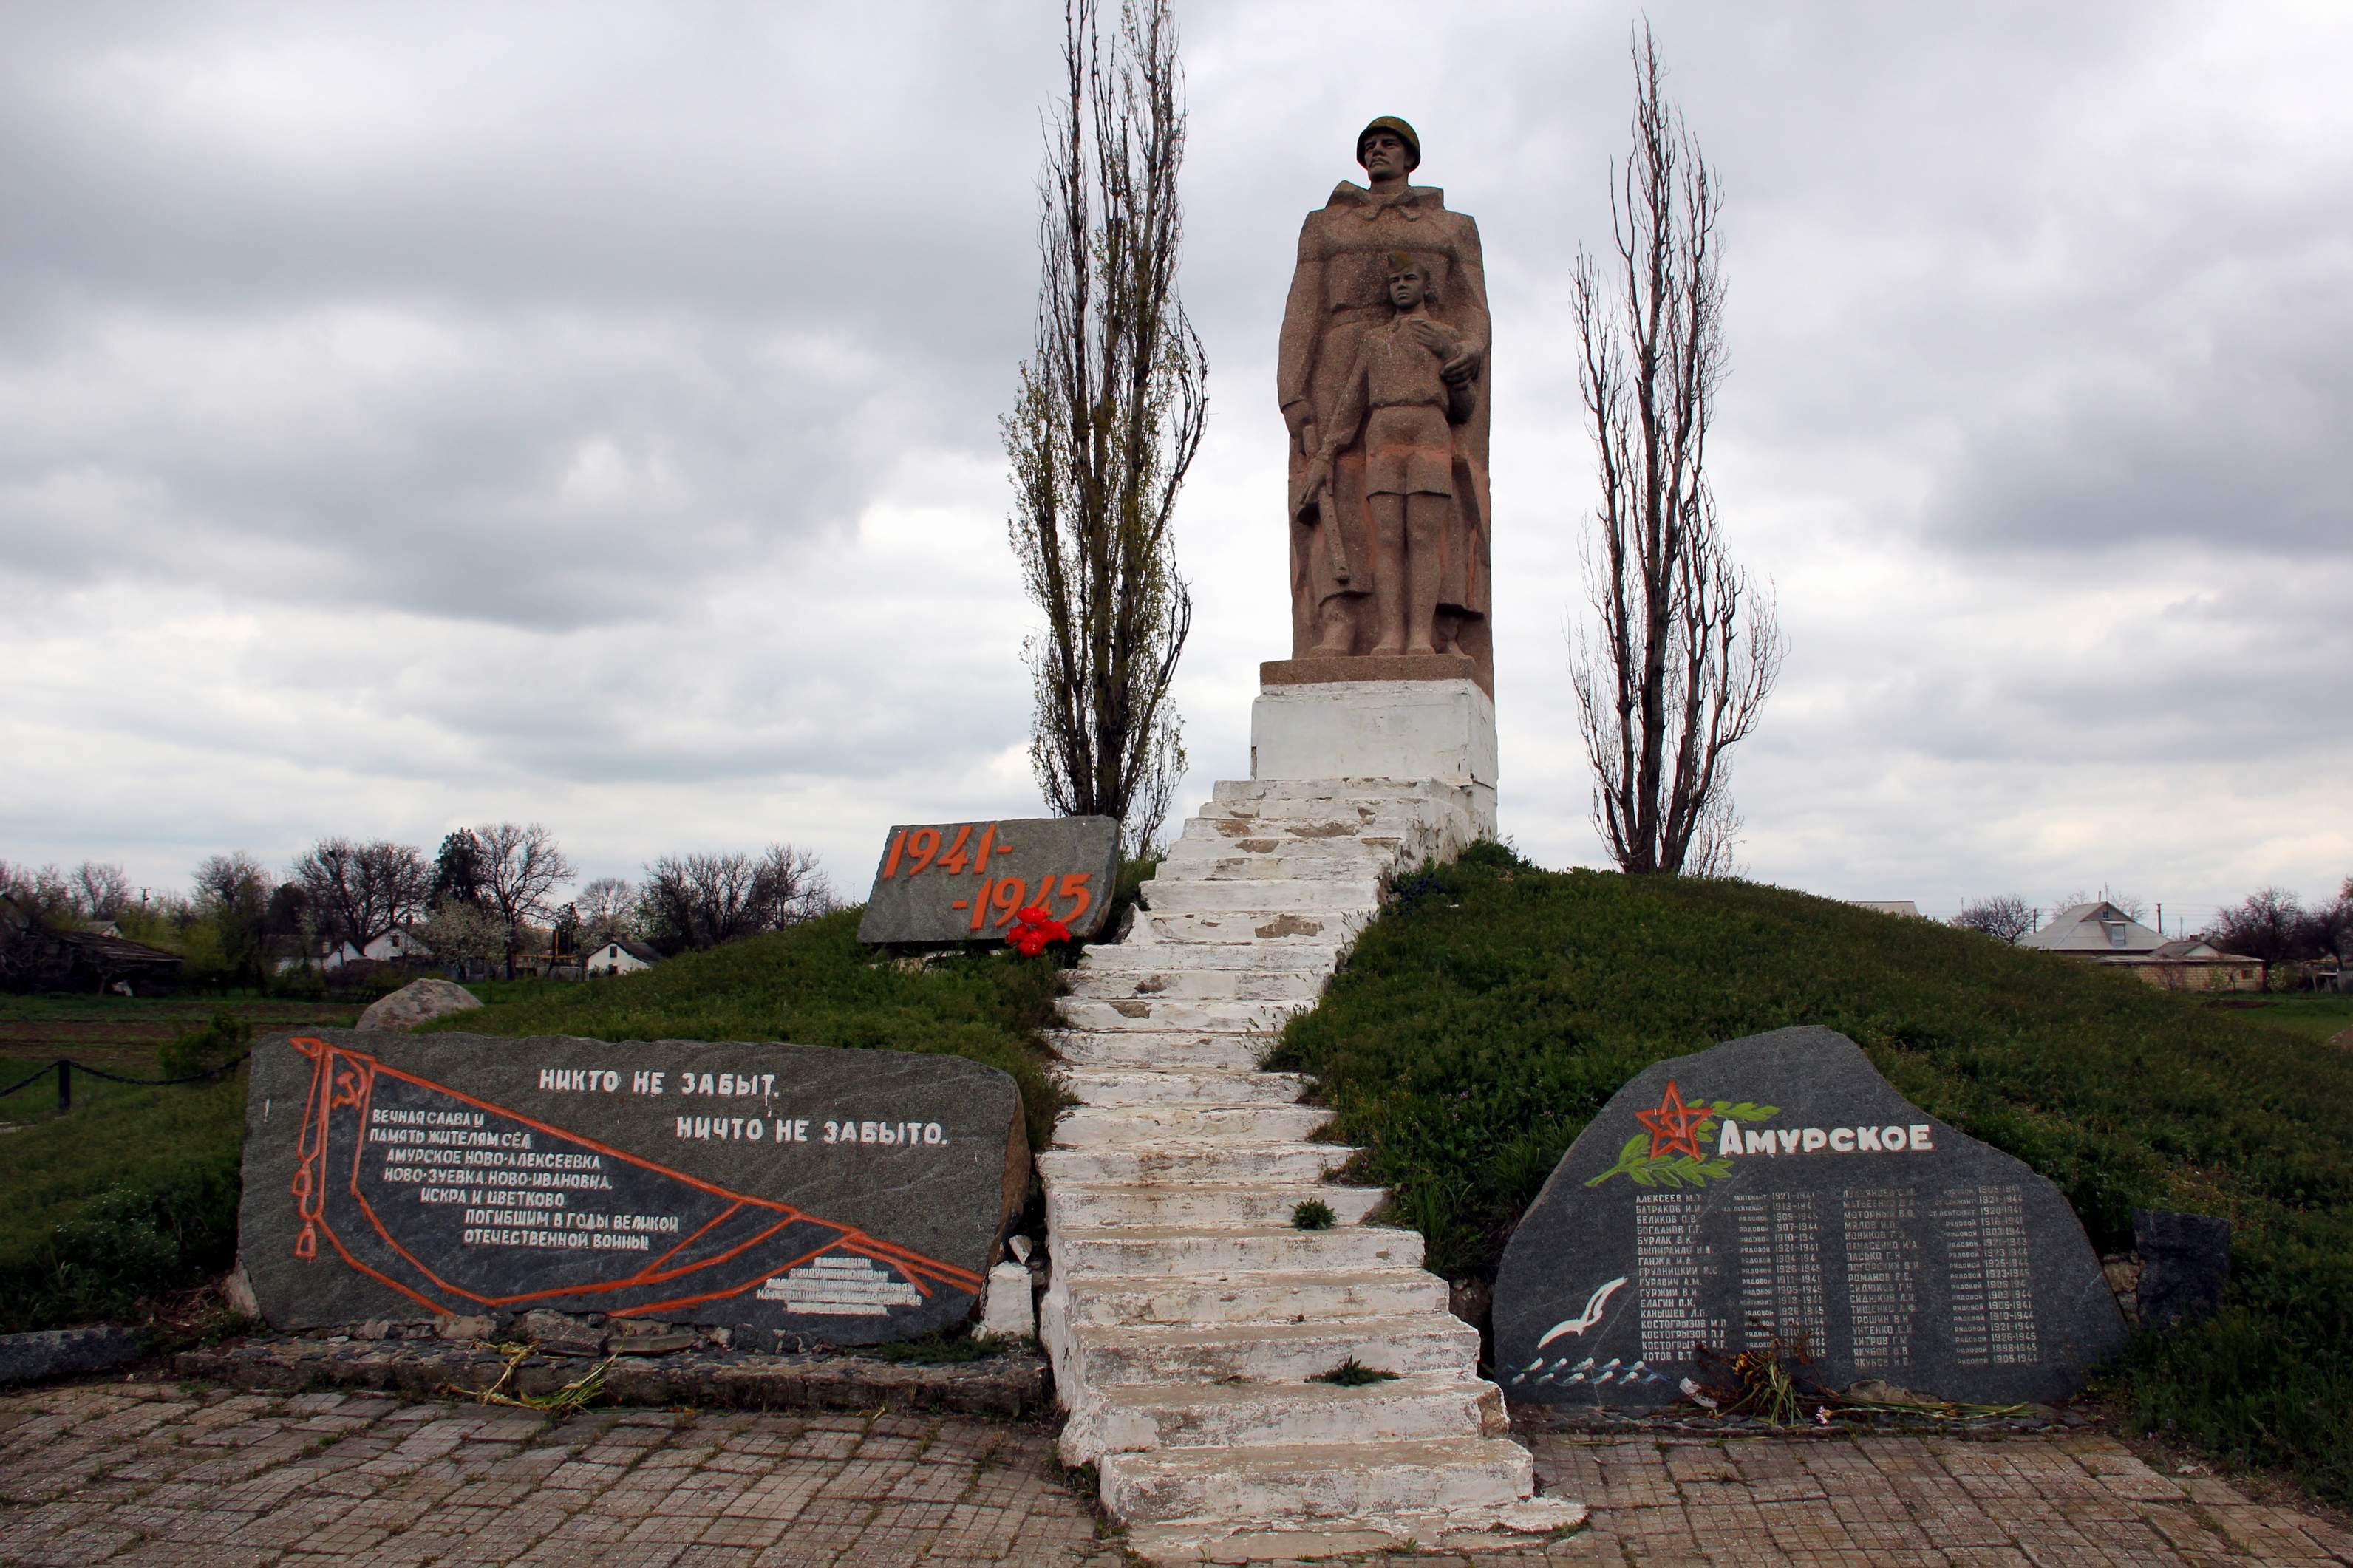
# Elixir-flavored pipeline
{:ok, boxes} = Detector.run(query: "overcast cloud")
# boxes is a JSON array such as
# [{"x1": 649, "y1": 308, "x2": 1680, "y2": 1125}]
[{"x1": 3, "y1": 0, "x2": 2347, "y2": 933}]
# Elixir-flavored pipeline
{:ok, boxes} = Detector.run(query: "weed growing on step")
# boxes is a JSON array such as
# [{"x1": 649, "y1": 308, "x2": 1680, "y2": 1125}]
[
  {"x1": 1290, "y1": 1198, "x2": 1336, "y2": 1230},
  {"x1": 1312, "y1": 1357, "x2": 1400, "y2": 1387},
  {"x1": 1268, "y1": 840, "x2": 2353, "y2": 1509},
  {"x1": 868, "y1": 1328, "x2": 1009, "y2": 1364}
]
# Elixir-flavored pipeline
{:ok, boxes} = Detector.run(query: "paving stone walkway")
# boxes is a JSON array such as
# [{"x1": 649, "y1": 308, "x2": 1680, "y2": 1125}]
[{"x1": 4, "y1": 1383, "x2": 2350, "y2": 1567}]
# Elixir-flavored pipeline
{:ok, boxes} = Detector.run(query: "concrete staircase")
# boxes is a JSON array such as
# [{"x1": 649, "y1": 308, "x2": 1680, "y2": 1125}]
[{"x1": 1038, "y1": 779, "x2": 1584, "y2": 1561}]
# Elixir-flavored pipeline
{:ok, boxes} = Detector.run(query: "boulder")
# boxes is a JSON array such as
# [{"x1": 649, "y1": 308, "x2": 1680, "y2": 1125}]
[{"x1": 356, "y1": 978, "x2": 483, "y2": 1031}]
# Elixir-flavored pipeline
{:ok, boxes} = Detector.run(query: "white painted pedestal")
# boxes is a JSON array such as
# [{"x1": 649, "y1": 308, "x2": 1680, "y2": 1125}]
[{"x1": 1249, "y1": 676, "x2": 1498, "y2": 840}]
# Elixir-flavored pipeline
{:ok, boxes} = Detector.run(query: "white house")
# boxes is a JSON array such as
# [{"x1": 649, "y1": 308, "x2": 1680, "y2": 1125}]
[
  {"x1": 301, "y1": 940, "x2": 365, "y2": 972},
  {"x1": 585, "y1": 938, "x2": 661, "y2": 976},
  {"x1": 361, "y1": 926, "x2": 433, "y2": 964}
]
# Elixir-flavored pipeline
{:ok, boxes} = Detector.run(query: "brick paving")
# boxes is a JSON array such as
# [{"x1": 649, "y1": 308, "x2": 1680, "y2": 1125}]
[{"x1": 4, "y1": 1384, "x2": 2349, "y2": 1567}]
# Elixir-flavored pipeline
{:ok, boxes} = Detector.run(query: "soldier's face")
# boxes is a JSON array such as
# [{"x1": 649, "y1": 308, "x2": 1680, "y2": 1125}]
[
  {"x1": 1387, "y1": 269, "x2": 1426, "y2": 309},
  {"x1": 1361, "y1": 132, "x2": 1409, "y2": 180}
]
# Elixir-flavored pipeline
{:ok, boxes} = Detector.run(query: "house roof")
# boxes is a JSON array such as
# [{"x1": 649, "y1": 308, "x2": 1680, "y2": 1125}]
[
  {"x1": 50, "y1": 928, "x2": 183, "y2": 969},
  {"x1": 595, "y1": 938, "x2": 661, "y2": 964},
  {"x1": 2019, "y1": 901, "x2": 2168, "y2": 955}
]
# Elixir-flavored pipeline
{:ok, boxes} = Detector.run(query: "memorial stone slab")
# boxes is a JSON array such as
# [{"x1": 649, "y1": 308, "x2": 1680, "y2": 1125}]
[
  {"x1": 2133, "y1": 1207, "x2": 2230, "y2": 1332},
  {"x1": 237, "y1": 1029, "x2": 1025, "y2": 1344},
  {"x1": 1494, "y1": 1026, "x2": 2125, "y2": 1408},
  {"x1": 857, "y1": 814, "x2": 1119, "y2": 945}
]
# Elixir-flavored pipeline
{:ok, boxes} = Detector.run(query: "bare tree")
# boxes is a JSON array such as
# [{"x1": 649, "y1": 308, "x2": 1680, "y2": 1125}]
[
  {"x1": 69, "y1": 862, "x2": 132, "y2": 921},
  {"x1": 192, "y1": 852, "x2": 276, "y2": 988},
  {"x1": 1568, "y1": 27, "x2": 1783, "y2": 877},
  {"x1": 2208, "y1": 887, "x2": 2324, "y2": 992},
  {"x1": 635, "y1": 845, "x2": 834, "y2": 955},
  {"x1": 1005, "y1": 0, "x2": 1203, "y2": 858},
  {"x1": 291, "y1": 837, "x2": 430, "y2": 950},
  {"x1": 473, "y1": 823, "x2": 575, "y2": 979},
  {"x1": 1952, "y1": 895, "x2": 2036, "y2": 944},
  {"x1": 574, "y1": 876, "x2": 639, "y2": 944}
]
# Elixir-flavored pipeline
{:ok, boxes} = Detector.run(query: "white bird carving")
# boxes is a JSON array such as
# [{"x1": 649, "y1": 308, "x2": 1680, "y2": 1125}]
[{"x1": 1536, "y1": 1275, "x2": 1628, "y2": 1349}]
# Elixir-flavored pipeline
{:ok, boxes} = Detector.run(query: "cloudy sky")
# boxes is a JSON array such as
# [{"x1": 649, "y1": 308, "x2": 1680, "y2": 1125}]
[{"x1": 4, "y1": 0, "x2": 2346, "y2": 933}]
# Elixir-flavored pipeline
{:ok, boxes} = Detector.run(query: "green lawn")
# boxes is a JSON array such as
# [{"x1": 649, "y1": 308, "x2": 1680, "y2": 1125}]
[
  {"x1": 1266, "y1": 844, "x2": 2353, "y2": 1509},
  {"x1": 2195, "y1": 992, "x2": 2353, "y2": 1044},
  {"x1": 0, "y1": 996, "x2": 363, "y2": 1333}
]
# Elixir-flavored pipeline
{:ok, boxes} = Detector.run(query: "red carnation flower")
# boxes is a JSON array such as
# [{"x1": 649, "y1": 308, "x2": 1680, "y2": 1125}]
[{"x1": 1009, "y1": 904, "x2": 1072, "y2": 957}]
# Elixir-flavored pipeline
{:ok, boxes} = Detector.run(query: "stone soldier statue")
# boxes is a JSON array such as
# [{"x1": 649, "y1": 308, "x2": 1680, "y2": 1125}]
[{"x1": 1278, "y1": 115, "x2": 1493, "y2": 692}]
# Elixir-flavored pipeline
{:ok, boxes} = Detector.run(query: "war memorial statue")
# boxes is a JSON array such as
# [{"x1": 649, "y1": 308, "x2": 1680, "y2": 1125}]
[
  {"x1": 1255, "y1": 116, "x2": 1499, "y2": 834},
  {"x1": 1278, "y1": 115, "x2": 1493, "y2": 692}
]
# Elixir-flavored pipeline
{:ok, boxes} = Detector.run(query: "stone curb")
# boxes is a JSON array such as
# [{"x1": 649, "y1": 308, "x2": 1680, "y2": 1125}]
[
  {"x1": 170, "y1": 1335, "x2": 1052, "y2": 1419},
  {"x1": 0, "y1": 1326, "x2": 145, "y2": 1388}
]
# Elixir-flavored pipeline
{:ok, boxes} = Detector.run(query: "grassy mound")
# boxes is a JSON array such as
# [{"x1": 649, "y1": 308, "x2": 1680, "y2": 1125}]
[
  {"x1": 421, "y1": 910, "x2": 1067, "y2": 1153},
  {"x1": 1267, "y1": 843, "x2": 2353, "y2": 1506}
]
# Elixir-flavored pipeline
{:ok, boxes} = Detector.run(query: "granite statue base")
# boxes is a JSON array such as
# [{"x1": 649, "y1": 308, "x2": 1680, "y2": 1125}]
[{"x1": 1250, "y1": 672, "x2": 1496, "y2": 838}]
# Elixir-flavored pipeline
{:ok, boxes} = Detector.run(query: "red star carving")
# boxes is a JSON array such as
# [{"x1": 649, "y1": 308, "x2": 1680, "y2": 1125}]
[{"x1": 1634, "y1": 1079, "x2": 1712, "y2": 1161}]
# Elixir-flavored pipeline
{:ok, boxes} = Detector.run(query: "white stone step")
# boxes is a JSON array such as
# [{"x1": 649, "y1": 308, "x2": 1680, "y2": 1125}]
[
  {"x1": 1055, "y1": 1068, "x2": 1308, "y2": 1108},
  {"x1": 1049, "y1": 1266, "x2": 1449, "y2": 1329},
  {"x1": 1076, "y1": 941, "x2": 1345, "y2": 974},
  {"x1": 1054, "y1": 1103, "x2": 1332, "y2": 1147},
  {"x1": 1067, "y1": 1373, "x2": 1505, "y2": 1460},
  {"x1": 1141, "y1": 877, "x2": 1382, "y2": 914},
  {"x1": 1065, "y1": 967, "x2": 1327, "y2": 1001},
  {"x1": 1058, "y1": 997, "x2": 1304, "y2": 1033},
  {"x1": 1097, "y1": 1435, "x2": 1536, "y2": 1528},
  {"x1": 1210, "y1": 777, "x2": 1468, "y2": 806},
  {"x1": 1066, "y1": 1312, "x2": 1477, "y2": 1389},
  {"x1": 1158, "y1": 847, "x2": 1400, "y2": 882},
  {"x1": 1125, "y1": 905, "x2": 1369, "y2": 946},
  {"x1": 1037, "y1": 1142, "x2": 1354, "y2": 1187},
  {"x1": 1048, "y1": 1032, "x2": 1269, "y2": 1072},
  {"x1": 1049, "y1": 1224, "x2": 1423, "y2": 1277},
  {"x1": 1046, "y1": 1180, "x2": 1386, "y2": 1232},
  {"x1": 1177, "y1": 814, "x2": 1409, "y2": 850}
]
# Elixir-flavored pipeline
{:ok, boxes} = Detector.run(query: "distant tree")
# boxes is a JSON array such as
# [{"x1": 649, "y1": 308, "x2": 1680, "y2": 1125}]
[
  {"x1": 292, "y1": 838, "x2": 432, "y2": 951},
  {"x1": 69, "y1": 862, "x2": 132, "y2": 921},
  {"x1": 1567, "y1": 25, "x2": 1783, "y2": 876},
  {"x1": 573, "y1": 877, "x2": 638, "y2": 944},
  {"x1": 191, "y1": 852, "x2": 276, "y2": 989},
  {"x1": 2320, "y1": 877, "x2": 2353, "y2": 964},
  {"x1": 635, "y1": 845, "x2": 834, "y2": 955},
  {"x1": 419, "y1": 898, "x2": 506, "y2": 978},
  {"x1": 473, "y1": 823, "x2": 576, "y2": 979},
  {"x1": 430, "y1": 829, "x2": 488, "y2": 910},
  {"x1": 0, "y1": 862, "x2": 73, "y2": 990},
  {"x1": 1952, "y1": 895, "x2": 2035, "y2": 944},
  {"x1": 2207, "y1": 887, "x2": 2323, "y2": 992},
  {"x1": 1004, "y1": 0, "x2": 1202, "y2": 858}
]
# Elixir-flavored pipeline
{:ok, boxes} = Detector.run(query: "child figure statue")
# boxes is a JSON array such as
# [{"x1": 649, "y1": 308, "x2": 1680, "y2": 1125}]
[{"x1": 1296, "y1": 253, "x2": 1479, "y2": 658}]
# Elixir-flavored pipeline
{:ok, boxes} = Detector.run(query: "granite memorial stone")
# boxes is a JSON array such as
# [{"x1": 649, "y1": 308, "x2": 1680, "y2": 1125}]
[
  {"x1": 2133, "y1": 1207, "x2": 2230, "y2": 1332},
  {"x1": 237, "y1": 1029, "x2": 1026, "y2": 1344},
  {"x1": 1494, "y1": 1026, "x2": 2125, "y2": 1408},
  {"x1": 857, "y1": 814, "x2": 1119, "y2": 946}
]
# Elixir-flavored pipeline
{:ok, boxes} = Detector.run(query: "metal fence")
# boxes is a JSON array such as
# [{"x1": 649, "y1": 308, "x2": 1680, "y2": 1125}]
[{"x1": 0, "y1": 1052, "x2": 250, "y2": 1116}]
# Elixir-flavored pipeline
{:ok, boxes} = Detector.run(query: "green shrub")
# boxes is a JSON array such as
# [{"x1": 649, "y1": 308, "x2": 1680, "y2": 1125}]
[
  {"x1": 1291, "y1": 1199, "x2": 1336, "y2": 1230},
  {"x1": 157, "y1": 1009, "x2": 252, "y2": 1079}
]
